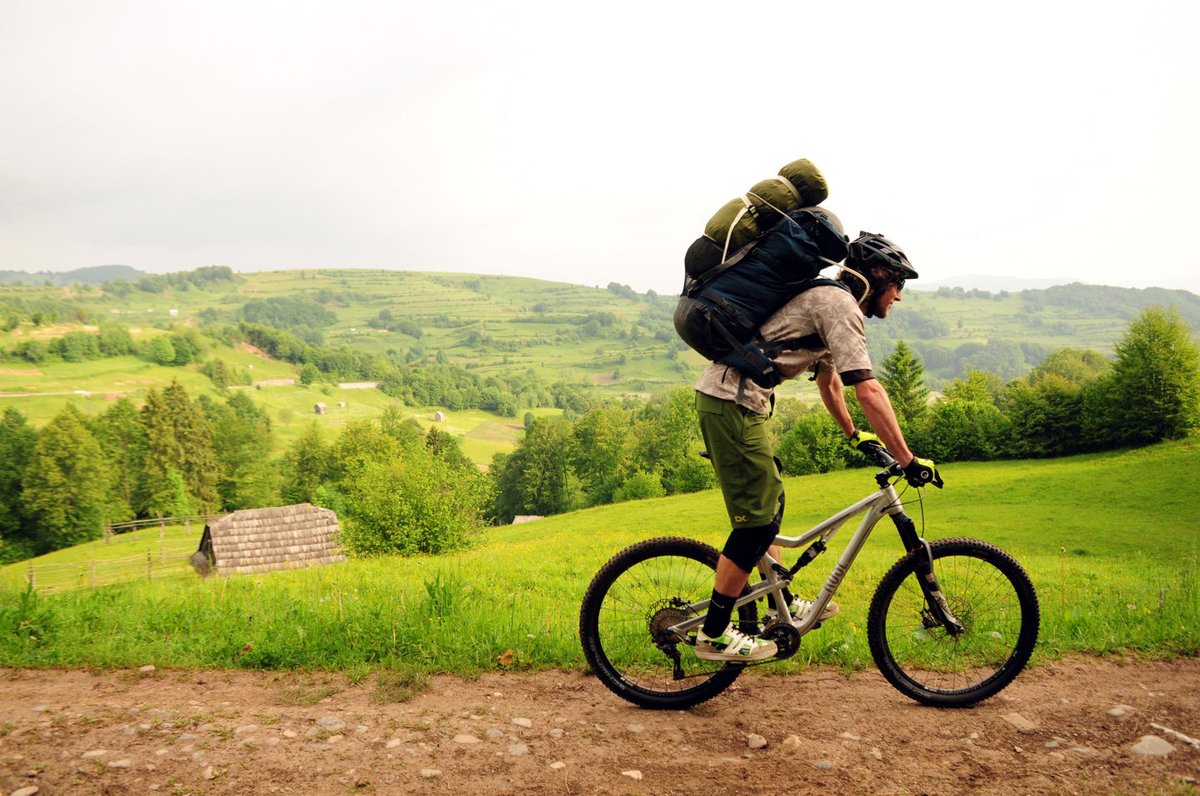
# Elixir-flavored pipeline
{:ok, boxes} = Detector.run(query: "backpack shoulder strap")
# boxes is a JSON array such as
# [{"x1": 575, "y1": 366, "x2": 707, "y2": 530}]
[{"x1": 758, "y1": 278, "x2": 851, "y2": 354}]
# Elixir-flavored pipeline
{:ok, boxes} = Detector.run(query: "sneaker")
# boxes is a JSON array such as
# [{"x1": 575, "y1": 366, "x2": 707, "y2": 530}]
[
  {"x1": 694, "y1": 624, "x2": 778, "y2": 662},
  {"x1": 765, "y1": 598, "x2": 840, "y2": 624}
]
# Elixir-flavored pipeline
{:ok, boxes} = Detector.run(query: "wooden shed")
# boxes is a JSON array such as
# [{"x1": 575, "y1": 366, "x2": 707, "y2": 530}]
[{"x1": 190, "y1": 503, "x2": 345, "y2": 577}]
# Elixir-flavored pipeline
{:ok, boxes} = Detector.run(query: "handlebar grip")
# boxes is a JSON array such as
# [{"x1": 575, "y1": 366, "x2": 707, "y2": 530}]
[{"x1": 861, "y1": 442, "x2": 896, "y2": 470}]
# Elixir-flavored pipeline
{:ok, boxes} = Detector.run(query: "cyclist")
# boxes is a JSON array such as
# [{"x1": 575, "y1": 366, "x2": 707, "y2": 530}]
[{"x1": 693, "y1": 226, "x2": 943, "y2": 661}]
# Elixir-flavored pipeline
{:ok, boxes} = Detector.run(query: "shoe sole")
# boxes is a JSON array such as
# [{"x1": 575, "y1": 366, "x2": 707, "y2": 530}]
[{"x1": 694, "y1": 647, "x2": 777, "y2": 663}]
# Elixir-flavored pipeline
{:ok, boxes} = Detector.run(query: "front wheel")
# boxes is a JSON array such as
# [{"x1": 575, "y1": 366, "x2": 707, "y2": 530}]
[
  {"x1": 867, "y1": 537, "x2": 1040, "y2": 707},
  {"x1": 579, "y1": 536, "x2": 756, "y2": 710}
]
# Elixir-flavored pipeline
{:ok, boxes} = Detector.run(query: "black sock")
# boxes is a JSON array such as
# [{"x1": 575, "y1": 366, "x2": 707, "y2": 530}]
[
  {"x1": 780, "y1": 587, "x2": 795, "y2": 606},
  {"x1": 703, "y1": 590, "x2": 735, "y2": 638}
]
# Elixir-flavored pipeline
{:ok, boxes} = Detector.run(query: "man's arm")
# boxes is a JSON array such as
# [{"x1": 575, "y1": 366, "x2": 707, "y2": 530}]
[
  {"x1": 852, "y1": 377, "x2": 914, "y2": 467},
  {"x1": 815, "y1": 366, "x2": 855, "y2": 437}
]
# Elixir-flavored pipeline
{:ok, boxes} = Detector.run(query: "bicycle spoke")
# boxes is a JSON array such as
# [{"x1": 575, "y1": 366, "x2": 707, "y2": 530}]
[{"x1": 869, "y1": 539, "x2": 1039, "y2": 705}]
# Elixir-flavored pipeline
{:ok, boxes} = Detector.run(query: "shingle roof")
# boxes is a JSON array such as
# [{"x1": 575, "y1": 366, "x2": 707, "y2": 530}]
[{"x1": 201, "y1": 503, "x2": 345, "y2": 575}]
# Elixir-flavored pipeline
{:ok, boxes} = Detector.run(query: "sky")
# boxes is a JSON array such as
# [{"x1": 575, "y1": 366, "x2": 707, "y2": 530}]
[{"x1": 3, "y1": 0, "x2": 1199, "y2": 296}]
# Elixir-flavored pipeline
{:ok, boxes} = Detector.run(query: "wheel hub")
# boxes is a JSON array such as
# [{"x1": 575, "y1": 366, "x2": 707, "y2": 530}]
[{"x1": 646, "y1": 599, "x2": 694, "y2": 645}]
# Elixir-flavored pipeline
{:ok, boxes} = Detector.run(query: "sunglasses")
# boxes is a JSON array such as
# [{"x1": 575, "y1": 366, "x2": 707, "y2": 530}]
[{"x1": 892, "y1": 278, "x2": 905, "y2": 291}]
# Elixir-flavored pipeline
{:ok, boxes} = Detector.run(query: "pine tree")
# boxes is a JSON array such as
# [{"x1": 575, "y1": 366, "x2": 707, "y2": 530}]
[
  {"x1": 21, "y1": 405, "x2": 111, "y2": 552},
  {"x1": 161, "y1": 381, "x2": 221, "y2": 514},
  {"x1": 879, "y1": 340, "x2": 930, "y2": 423},
  {"x1": 138, "y1": 387, "x2": 185, "y2": 518},
  {"x1": 0, "y1": 407, "x2": 37, "y2": 554},
  {"x1": 204, "y1": 391, "x2": 279, "y2": 510},
  {"x1": 89, "y1": 397, "x2": 146, "y2": 522}
]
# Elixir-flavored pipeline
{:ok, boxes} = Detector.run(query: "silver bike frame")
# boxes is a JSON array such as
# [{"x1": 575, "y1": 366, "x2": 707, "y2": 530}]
[{"x1": 668, "y1": 479, "x2": 905, "y2": 638}]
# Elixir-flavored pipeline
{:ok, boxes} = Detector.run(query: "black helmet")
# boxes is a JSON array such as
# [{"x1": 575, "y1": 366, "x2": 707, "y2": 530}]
[{"x1": 847, "y1": 232, "x2": 918, "y2": 280}]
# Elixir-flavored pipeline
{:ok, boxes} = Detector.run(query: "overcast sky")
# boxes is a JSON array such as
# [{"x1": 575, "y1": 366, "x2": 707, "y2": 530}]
[{"x1": 3, "y1": 0, "x2": 1199, "y2": 295}]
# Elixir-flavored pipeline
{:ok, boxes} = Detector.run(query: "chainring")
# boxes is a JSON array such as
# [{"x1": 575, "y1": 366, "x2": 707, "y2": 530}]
[{"x1": 761, "y1": 622, "x2": 802, "y2": 660}]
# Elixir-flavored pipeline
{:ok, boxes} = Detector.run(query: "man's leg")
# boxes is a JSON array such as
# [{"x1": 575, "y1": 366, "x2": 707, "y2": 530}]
[
  {"x1": 694, "y1": 392, "x2": 783, "y2": 660},
  {"x1": 701, "y1": 520, "x2": 779, "y2": 638}
]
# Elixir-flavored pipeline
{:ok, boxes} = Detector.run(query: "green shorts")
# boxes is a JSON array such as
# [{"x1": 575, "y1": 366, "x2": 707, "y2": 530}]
[{"x1": 695, "y1": 391, "x2": 784, "y2": 529}]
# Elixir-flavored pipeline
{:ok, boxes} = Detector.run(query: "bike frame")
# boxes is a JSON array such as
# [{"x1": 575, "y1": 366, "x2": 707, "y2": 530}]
[{"x1": 667, "y1": 471, "x2": 961, "y2": 640}]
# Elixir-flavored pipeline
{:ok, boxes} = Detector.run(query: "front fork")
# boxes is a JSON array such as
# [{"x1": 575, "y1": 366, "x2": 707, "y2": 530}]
[{"x1": 892, "y1": 513, "x2": 965, "y2": 636}]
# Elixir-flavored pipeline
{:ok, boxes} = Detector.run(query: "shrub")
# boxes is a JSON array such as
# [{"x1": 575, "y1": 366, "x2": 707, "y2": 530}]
[
  {"x1": 777, "y1": 412, "x2": 847, "y2": 475},
  {"x1": 612, "y1": 470, "x2": 666, "y2": 503},
  {"x1": 338, "y1": 454, "x2": 486, "y2": 557}
]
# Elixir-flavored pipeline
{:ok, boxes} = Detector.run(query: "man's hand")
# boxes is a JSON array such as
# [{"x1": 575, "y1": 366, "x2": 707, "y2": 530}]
[
  {"x1": 849, "y1": 429, "x2": 885, "y2": 455},
  {"x1": 849, "y1": 429, "x2": 892, "y2": 467},
  {"x1": 903, "y1": 456, "x2": 944, "y2": 489}
]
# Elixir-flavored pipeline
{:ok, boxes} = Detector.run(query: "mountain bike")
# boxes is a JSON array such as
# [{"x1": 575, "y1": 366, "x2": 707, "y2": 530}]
[{"x1": 578, "y1": 449, "x2": 1040, "y2": 710}]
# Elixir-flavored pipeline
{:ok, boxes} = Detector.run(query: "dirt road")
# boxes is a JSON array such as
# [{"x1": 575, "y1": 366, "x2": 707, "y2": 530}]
[{"x1": 2, "y1": 657, "x2": 1198, "y2": 795}]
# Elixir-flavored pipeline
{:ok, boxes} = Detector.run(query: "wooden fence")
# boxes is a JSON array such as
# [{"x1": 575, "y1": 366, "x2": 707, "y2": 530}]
[{"x1": 16, "y1": 517, "x2": 212, "y2": 594}]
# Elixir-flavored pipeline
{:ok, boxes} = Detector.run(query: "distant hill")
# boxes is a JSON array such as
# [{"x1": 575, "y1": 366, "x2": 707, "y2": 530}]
[
  {"x1": 0, "y1": 265, "x2": 146, "y2": 285},
  {"x1": 917, "y1": 274, "x2": 1076, "y2": 292},
  {"x1": 2, "y1": 268, "x2": 1199, "y2": 398},
  {"x1": 920, "y1": 274, "x2": 1200, "y2": 295}
]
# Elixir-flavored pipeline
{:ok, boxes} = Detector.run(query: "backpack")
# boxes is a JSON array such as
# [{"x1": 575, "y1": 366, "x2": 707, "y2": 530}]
[
  {"x1": 684, "y1": 158, "x2": 830, "y2": 280},
  {"x1": 674, "y1": 205, "x2": 850, "y2": 389}
]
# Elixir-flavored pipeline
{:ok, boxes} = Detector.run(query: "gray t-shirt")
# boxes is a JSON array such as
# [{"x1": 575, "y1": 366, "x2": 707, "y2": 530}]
[{"x1": 694, "y1": 283, "x2": 873, "y2": 415}]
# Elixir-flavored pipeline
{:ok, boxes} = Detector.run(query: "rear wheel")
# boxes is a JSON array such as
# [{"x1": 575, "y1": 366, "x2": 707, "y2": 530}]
[
  {"x1": 579, "y1": 537, "x2": 756, "y2": 709},
  {"x1": 867, "y1": 537, "x2": 1039, "y2": 707}
]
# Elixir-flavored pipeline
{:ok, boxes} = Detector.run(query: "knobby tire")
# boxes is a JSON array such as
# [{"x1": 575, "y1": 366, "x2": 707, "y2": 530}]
[
  {"x1": 579, "y1": 536, "x2": 756, "y2": 710},
  {"x1": 867, "y1": 537, "x2": 1040, "y2": 707}
]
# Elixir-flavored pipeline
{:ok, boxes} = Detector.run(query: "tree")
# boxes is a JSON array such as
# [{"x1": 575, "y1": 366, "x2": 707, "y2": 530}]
[
  {"x1": 98, "y1": 325, "x2": 135, "y2": 356},
  {"x1": 1027, "y1": 348, "x2": 1109, "y2": 387},
  {"x1": 1004, "y1": 375, "x2": 1086, "y2": 458},
  {"x1": 0, "y1": 408, "x2": 36, "y2": 560},
  {"x1": 162, "y1": 381, "x2": 221, "y2": 513},
  {"x1": 22, "y1": 405, "x2": 111, "y2": 552},
  {"x1": 1105, "y1": 307, "x2": 1200, "y2": 445},
  {"x1": 281, "y1": 423, "x2": 334, "y2": 505},
  {"x1": 147, "y1": 336, "x2": 176, "y2": 366},
  {"x1": 169, "y1": 327, "x2": 204, "y2": 365},
  {"x1": 203, "y1": 392, "x2": 279, "y2": 510},
  {"x1": 137, "y1": 387, "x2": 186, "y2": 517},
  {"x1": 89, "y1": 398, "x2": 146, "y2": 522},
  {"x1": 338, "y1": 449, "x2": 486, "y2": 557},
  {"x1": 916, "y1": 397, "x2": 1014, "y2": 463},
  {"x1": 202, "y1": 358, "x2": 233, "y2": 390},
  {"x1": 425, "y1": 425, "x2": 470, "y2": 471},
  {"x1": 490, "y1": 418, "x2": 580, "y2": 522},
  {"x1": 632, "y1": 387, "x2": 709, "y2": 495},
  {"x1": 50, "y1": 331, "x2": 100, "y2": 362},
  {"x1": 942, "y1": 369, "x2": 1005, "y2": 406},
  {"x1": 138, "y1": 383, "x2": 221, "y2": 516},
  {"x1": 571, "y1": 406, "x2": 632, "y2": 505},
  {"x1": 879, "y1": 340, "x2": 930, "y2": 423},
  {"x1": 298, "y1": 363, "x2": 321, "y2": 386}
]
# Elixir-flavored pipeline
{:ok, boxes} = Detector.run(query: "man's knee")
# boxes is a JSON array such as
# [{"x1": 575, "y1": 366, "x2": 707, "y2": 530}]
[{"x1": 721, "y1": 520, "x2": 780, "y2": 572}]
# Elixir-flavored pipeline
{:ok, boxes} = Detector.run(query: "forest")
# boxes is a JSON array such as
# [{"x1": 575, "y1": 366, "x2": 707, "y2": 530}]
[{"x1": 0, "y1": 302, "x2": 1196, "y2": 564}]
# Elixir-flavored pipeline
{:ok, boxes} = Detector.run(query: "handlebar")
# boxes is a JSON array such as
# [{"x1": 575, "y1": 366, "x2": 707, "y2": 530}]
[{"x1": 862, "y1": 444, "x2": 905, "y2": 481}]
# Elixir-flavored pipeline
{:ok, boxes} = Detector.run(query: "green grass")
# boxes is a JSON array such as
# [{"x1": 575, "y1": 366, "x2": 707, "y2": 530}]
[{"x1": 1, "y1": 438, "x2": 1197, "y2": 674}]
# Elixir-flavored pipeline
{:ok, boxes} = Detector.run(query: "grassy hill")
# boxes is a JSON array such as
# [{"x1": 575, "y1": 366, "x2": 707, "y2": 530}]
[
  {"x1": 0, "y1": 342, "x2": 548, "y2": 463},
  {"x1": 1, "y1": 269, "x2": 1198, "y2": 459},
  {"x1": 1, "y1": 438, "x2": 1196, "y2": 673}
]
